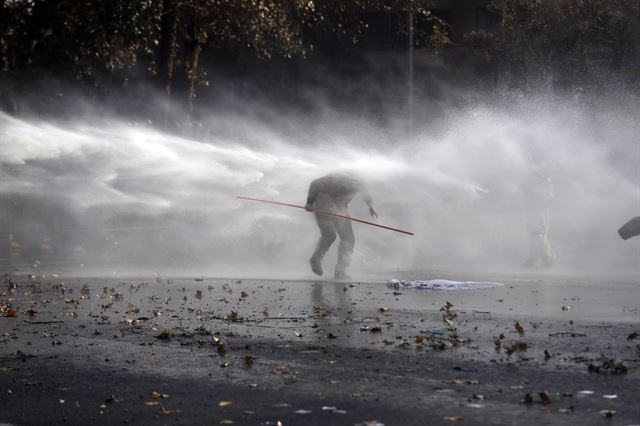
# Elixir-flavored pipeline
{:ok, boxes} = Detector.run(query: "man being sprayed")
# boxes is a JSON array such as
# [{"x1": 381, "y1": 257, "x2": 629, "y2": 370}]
[{"x1": 304, "y1": 173, "x2": 378, "y2": 280}]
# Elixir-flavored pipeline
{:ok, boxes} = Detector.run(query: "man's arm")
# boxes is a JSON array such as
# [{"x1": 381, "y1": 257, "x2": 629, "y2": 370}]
[
  {"x1": 305, "y1": 180, "x2": 319, "y2": 212},
  {"x1": 360, "y1": 185, "x2": 378, "y2": 218}
]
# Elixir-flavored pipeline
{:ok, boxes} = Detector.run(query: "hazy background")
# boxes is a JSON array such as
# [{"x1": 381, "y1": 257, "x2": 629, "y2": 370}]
[
  {"x1": 1, "y1": 1, "x2": 639, "y2": 279},
  {"x1": 1, "y1": 89, "x2": 638, "y2": 278}
]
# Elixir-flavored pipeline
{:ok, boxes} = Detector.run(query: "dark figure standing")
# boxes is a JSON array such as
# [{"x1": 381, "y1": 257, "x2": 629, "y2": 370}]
[
  {"x1": 522, "y1": 159, "x2": 556, "y2": 269},
  {"x1": 304, "y1": 174, "x2": 378, "y2": 279}
]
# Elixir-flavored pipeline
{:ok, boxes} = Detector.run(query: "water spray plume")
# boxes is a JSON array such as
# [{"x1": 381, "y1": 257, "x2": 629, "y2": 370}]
[{"x1": 236, "y1": 196, "x2": 414, "y2": 236}]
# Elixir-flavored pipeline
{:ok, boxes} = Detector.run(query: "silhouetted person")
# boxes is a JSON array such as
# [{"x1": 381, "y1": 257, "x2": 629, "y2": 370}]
[
  {"x1": 305, "y1": 173, "x2": 377, "y2": 280},
  {"x1": 618, "y1": 216, "x2": 640, "y2": 240},
  {"x1": 522, "y1": 164, "x2": 556, "y2": 269}
]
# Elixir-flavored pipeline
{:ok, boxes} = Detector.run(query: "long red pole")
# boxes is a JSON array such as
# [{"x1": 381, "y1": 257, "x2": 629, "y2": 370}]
[{"x1": 236, "y1": 196, "x2": 414, "y2": 236}]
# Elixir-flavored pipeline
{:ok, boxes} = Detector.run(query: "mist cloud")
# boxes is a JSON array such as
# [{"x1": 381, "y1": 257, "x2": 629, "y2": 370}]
[{"x1": 1, "y1": 91, "x2": 638, "y2": 278}]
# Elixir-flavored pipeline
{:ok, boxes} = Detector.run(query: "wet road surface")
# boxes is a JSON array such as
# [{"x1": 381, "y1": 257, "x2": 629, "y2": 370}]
[{"x1": 1, "y1": 273, "x2": 639, "y2": 425}]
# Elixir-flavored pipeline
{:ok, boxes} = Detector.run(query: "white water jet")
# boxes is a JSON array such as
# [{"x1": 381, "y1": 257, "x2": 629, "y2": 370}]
[{"x1": 0, "y1": 93, "x2": 638, "y2": 278}]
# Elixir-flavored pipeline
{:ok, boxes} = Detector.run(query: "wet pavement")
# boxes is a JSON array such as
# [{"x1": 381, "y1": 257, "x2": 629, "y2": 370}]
[{"x1": 1, "y1": 273, "x2": 639, "y2": 425}]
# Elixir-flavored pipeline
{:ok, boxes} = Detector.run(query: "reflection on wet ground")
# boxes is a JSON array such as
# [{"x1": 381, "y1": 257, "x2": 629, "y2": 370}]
[
  {"x1": 1, "y1": 273, "x2": 639, "y2": 425},
  {"x1": 3, "y1": 273, "x2": 639, "y2": 360}
]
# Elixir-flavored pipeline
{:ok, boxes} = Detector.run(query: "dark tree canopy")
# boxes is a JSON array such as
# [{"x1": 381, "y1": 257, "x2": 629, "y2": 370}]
[
  {"x1": 463, "y1": 0, "x2": 640, "y2": 88},
  {"x1": 0, "y1": 0, "x2": 447, "y2": 111},
  {"x1": 1, "y1": 0, "x2": 639, "y2": 115}
]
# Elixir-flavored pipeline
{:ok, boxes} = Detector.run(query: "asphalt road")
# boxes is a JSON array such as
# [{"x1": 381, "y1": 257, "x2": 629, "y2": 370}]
[{"x1": 1, "y1": 274, "x2": 639, "y2": 425}]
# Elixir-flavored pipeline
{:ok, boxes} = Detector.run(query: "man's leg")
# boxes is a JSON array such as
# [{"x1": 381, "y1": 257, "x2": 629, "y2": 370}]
[
  {"x1": 335, "y1": 219, "x2": 355, "y2": 279},
  {"x1": 310, "y1": 215, "x2": 336, "y2": 276}
]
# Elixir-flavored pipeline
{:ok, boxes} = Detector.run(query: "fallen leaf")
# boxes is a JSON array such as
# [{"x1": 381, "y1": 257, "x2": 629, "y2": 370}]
[
  {"x1": 444, "y1": 416, "x2": 464, "y2": 421},
  {"x1": 217, "y1": 345, "x2": 227, "y2": 355},
  {"x1": 539, "y1": 391, "x2": 551, "y2": 405},
  {"x1": 588, "y1": 356, "x2": 628, "y2": 374},
  {"x1": 505, "y1": 341, "x2": 528, "y2": 356},
  {"x1": 515, "y1": 322, "x2": 524, "y2": 335},
  {"x1": 105, "y1": 394, "x2": 122, "y2": 404},
  {"x1": 440, "y1": 301, "x2": 454, "y2": 311},
  {"x1": 157, "y1": 406, "x2": 175, "y2": 414},
  {"x1": 218, "y1": 400, "x2": 232, "y2": 408},
  {"x1": 244, "y1": 354, "x2": 254, "y2": 367},
  {"x1": 156, "y1": 329, "x2": 173, "y2": 340},
  {"x1": 599, "y1": 410, "x2": 615, "y2": 418},
  {"x1": 150, "y1": 391, "x2": 169, "y2": 399}
]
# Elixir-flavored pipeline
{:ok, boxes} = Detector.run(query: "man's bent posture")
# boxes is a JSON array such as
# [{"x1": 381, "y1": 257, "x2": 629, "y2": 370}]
[{"x1": 305, "y1": 173, "x2": 378, "y2": 279}]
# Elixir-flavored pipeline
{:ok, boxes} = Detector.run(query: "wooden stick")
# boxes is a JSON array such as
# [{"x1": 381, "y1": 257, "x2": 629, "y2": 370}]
[{"x1": 236, "y1": 196, "x2": 414, "y2": 236}]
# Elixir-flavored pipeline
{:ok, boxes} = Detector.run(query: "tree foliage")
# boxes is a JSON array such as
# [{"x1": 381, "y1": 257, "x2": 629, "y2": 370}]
[
  {"x1": 0, "y1": 0, "x2": 448, "y2": 110},
  {"x1": 463, "y1": 0, "x2": 640, "y2": 88}
]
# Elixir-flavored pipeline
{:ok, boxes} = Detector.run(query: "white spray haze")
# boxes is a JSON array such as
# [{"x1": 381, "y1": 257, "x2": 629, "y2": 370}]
[{"x1": 0, "y1": 93, "x2": 638, "y2": 278}]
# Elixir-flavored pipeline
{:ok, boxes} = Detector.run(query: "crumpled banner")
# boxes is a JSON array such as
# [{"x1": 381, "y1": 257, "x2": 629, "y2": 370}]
[{"x1": 387, "y1": 279, "x2": 504, "y2": 290}]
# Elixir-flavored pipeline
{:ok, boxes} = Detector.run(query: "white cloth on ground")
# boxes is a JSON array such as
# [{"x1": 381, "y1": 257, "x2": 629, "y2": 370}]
[{"x1": 388, "y1": 279, "x2": 503, "y2": 290}]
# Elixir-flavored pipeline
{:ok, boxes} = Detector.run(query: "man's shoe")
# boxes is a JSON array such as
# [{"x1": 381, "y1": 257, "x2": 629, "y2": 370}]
[{"x1": 310, "y1": 257, "x2": 323, "y2": 276}]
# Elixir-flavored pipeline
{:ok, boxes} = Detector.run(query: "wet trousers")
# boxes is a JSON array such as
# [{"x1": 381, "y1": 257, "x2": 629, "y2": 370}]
[{"x1": 311, "y1": 195, "x2": 354, "y2": 275}]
